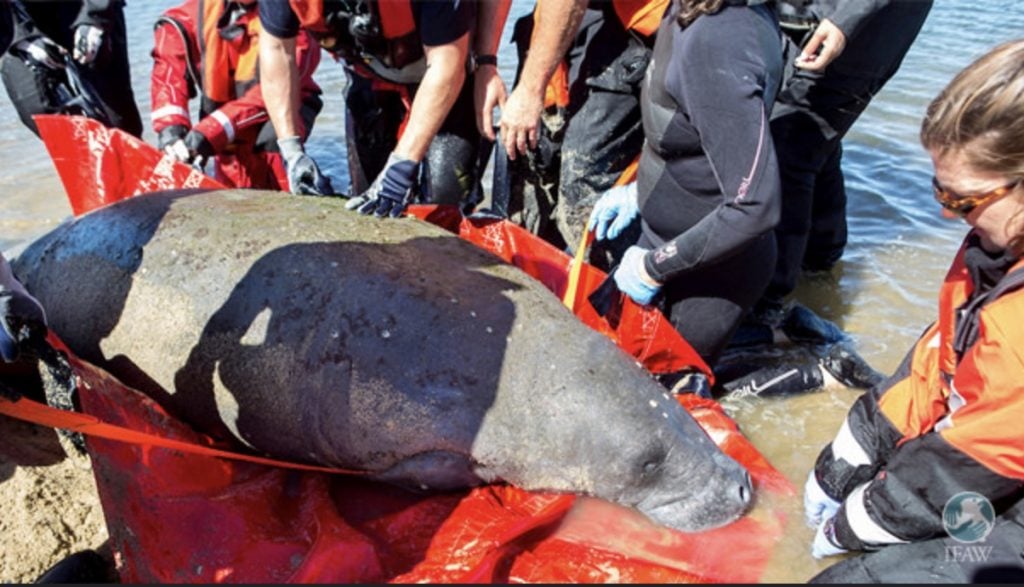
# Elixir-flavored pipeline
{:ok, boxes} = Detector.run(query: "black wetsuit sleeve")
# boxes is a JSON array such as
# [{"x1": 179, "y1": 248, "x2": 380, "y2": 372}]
[
  {"x1": 0, "y1": 2, "x2": 13, "y2": 53},
  {"x1": 8, "y1": 0, "x2": 39, "y2": 45},
  {"x1": 818, "y1": 0, "x2": 890, "y2": 40},
  {"x1": 644, "y1": 27, "x2": 781, "y2": 283},
  {"x1": 259, "y1": 0, "x2": 300, "y2": 39},
  {"x1": 72, "y1": 0, "x2": 120, "y2": 31},
  {"x1": 414, "y1": 0, "x2": 474, "y2": 47}
]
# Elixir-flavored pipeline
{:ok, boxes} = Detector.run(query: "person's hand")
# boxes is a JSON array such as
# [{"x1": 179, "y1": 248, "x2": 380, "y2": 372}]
[
  {"x1": 499, "y1": 85, "x2": 544, "y2": 160},
  {"x1": 811, "y1": 515, "x2": 848, "y2": 559},
  {"x1": 0, "y1": 262, "x2": 47, "y2": 365},
  {"x1": 794, "y1": 18, "x2": 846, "y2": 71},
  {"x1": 588, "y1": 183, "x2": 639, "y2": 241},
  {"x1": 72, "y1": 24, "x2": 104, "y2": 65},
  {"x1": 278, "y1": 136, "x2": 334, "y2": 195},
  {"x1": 613, "y1": 246, "x2": 661, "y2": 306},
  {"x1": 158, "y1": 124, "x2": 189, "y2": 158},
  {"x1": 345, "y1": 152, "x2": 419, "y2": 218},
  {"x1": 804, "y1": 470, "x2": 841, "y2": 529},
  {"x1": 474, "y1": 63, "x2": 507, "y2": 141},
  {"x1": 182, "y1": 130, "x2": 214, "y2": 167},
  {"x1": 11, "y1": 36, "x2": 67, "y2": 70}
]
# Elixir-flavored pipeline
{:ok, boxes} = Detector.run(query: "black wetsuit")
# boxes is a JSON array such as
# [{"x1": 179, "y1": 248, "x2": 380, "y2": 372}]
[
  {"x1": 1, "y1": 0, "x2": 142, "y2": 137},
  {"x1": 756, "y1": 0, "x2": 932, "y2": 319},
  {"x1": 636, "y1": 0, "x2": 783, "y2": 365}
]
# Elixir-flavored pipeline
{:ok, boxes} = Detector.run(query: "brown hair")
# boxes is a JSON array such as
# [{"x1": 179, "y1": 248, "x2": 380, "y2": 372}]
[
  {"x1": 677, "y1": 0, "x2": 726, "y2": 28},
  {"x1": 921, "y1": 39, "x2": 1024, "y2": 254}
]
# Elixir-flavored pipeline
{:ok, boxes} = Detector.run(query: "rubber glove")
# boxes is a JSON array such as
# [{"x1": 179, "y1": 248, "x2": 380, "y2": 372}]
[
  {"x1": 278, "y1": 136, "x2": 334, "y2": 195},
  {"x1": 11, "y1": 36, "x2": 66, "y2": 70},
  {"x1": 182, "y1": 130, "x2": 214, "y2": 167},
  {"x1": 811, "y1": 515, "x2": 848, "y2": 559},
  {"x1": 345, "y1": 152, "x2": 419, "y2": 218},
  {"x1": 588, "y1": 182, "x2": 639, "y2": 241},
  {"x1": 613, "y1": 245, "x2": 661, "y2": 306},
  {"x1": 157, "y1": 124, "x2": 189, "y2": 158},
  {"x1": 804, "y1": 470, "x2": 841, "y2": 529},
  {"x1": 72, "y1": 24, "x2": 104, "y2": 65},
  {"x1": 0, "y1": 256, "x2": 47, "y2": 366}
]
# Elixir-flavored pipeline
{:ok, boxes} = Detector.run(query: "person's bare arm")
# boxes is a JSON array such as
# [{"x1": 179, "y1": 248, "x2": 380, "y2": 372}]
[
  {"x1": 394, "y1": 32, "x2": 470, "y2": 162},
  {"x1": 259, "y1": 32, "x2": 301, "y2": 140},
  {"x1": 474, "y1": 0, "x2": 512, "y2": 140},
  {"x1": 500, "y1": 0, "x2": 587, "y2": 159}
]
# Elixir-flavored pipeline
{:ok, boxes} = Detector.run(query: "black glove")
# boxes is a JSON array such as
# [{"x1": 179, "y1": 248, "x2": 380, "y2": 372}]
[
  {"x1": 183, "y1": 129, "x2": 214, "y2": 166},
  {"x1": 157, "y1": 124, "x2": 189, "y2": 151},
  {"x1": 10, "y1": 36, "x2": 67, "y2": 70},
  {"x1": 344, "y1": 152, "x2": 419, "y2": 218},
  {"x1": 278, "y1": 136, "x2": 334, "y2": 195},
  {"x1": 0, "y1": 257, "x2": 47, "y2": 364}
]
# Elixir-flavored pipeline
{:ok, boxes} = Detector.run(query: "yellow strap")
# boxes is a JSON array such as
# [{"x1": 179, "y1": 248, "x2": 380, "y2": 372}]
[{"x1": 562, "y1": 229, "x2": 594, "y2": 310}]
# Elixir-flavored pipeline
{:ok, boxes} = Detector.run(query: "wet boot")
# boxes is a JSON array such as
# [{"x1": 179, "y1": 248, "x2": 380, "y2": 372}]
[
  {"x1": 818, "y1": 341, "x2": 885, "y2": 389},
  {"x1": 719, "y1": 363, "x2": 824, "y2": 398},
  {"x1": 780, "y1": 303, "x2": 847, "y2": 345}
]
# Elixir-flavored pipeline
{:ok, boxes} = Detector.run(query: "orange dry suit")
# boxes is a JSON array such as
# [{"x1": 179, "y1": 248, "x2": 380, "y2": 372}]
[
  {"x1": 151, "y1": 0, "x2": 322, "y2": 189},
  {"x1": 813, "y1": 231, "x2": 1024, "y2": 551}
]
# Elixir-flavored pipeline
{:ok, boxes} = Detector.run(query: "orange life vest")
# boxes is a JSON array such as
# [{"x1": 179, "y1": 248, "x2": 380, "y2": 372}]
[
  {"x1": 199, "y1": 0, "x2": 261, "y2": 106},
  {"x1": 288, "y1": 0, "x2": 424, "y2": 83}
]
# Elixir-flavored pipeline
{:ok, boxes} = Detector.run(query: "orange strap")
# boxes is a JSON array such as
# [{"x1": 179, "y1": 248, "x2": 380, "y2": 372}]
[
  {"x1": 0, "y1": 396, "x2": 367, "y2": 476},
  {"x1": 561, "y1": 158, "x2": 640, "y2": 310}
]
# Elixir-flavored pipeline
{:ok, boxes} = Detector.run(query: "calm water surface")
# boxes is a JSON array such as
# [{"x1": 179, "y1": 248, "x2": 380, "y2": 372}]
[{"x1": 1, "y1": 0, "x2": 1021, "y2": 582}]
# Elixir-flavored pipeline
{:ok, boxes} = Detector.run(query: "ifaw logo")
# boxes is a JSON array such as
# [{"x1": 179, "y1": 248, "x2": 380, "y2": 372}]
[{"x1": 943, "y1": 492, "x2": 995, "y2": 563}]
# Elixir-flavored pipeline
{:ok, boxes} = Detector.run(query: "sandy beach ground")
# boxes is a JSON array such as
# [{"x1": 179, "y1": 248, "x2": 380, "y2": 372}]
[{"x1": 0, "y1": 409, "x2": 109, "y2": 583}]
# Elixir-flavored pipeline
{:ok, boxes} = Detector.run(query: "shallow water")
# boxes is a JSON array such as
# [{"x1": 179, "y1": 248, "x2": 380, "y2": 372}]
[{"x1": 1, "y1": 0, "x2": 1022, "y2": 582}]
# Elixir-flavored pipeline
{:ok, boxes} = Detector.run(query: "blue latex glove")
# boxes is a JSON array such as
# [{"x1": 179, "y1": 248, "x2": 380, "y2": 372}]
[
  {"x1": 0, "y1": 256, "x2": 47, "y2": 365},
  {"x1": 278, "y1": 136, "x2": 334, "y2": 196},
  {"x1": 613, "y1": 246, "x2": 661, "y2": 306},
  {"x1": 346, "y1": 152, "x2": 419, "y2": 218},
  {"x1": 588, "y1": 182, "x2": 639, "y2": 241},
  {"x1": 811, "y1": 515, "x2": 849, "y2": 559},
  {"x1": 804, "y1": 470, "x2": 841, "y2": 529}
]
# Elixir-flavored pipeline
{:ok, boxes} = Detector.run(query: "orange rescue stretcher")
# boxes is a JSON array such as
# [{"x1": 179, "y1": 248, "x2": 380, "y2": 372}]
[{"x1": 0, "y1": 115, "x2": 794, "y2": 583}]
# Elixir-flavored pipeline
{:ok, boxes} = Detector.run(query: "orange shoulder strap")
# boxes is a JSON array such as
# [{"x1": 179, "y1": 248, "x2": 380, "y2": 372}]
[{"x1": 0, "y1": 396, "x2": 366, "y2": 475}]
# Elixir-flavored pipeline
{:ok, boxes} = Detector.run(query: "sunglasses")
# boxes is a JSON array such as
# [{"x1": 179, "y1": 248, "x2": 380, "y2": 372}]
[{"x1": 932, "y1": 176, "x2": 1022, "y2": 216}]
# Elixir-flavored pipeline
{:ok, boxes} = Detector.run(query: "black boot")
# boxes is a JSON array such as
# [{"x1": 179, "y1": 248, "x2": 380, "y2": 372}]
[{"x1": 818, "y1": 342, "x2": 885, "y2": 389}]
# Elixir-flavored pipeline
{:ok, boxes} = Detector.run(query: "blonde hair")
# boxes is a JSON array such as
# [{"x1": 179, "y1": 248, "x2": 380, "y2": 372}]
[{"x1": 921, "y1": 39, "x2": 1024, "y2": 254}]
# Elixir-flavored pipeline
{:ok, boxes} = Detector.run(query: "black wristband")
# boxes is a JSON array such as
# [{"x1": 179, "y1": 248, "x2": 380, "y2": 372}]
[{"x1": 474, "y1": 54, "x2": 497, "y2": 69}]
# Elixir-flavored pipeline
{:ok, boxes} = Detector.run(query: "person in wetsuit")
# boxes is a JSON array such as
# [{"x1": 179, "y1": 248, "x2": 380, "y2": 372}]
[
  {"x1": 751, "y1": 0, "x2": 933, "y2": 327},
  {"x1": 588, "y1": 0, "x2": 783, "y2": 371},
  {"x1": 0, "y1": 0, "x2": 142, "y2": 137},
  {"x1": 805, "y1": 39, "x2": 1024, "y2": 582}
]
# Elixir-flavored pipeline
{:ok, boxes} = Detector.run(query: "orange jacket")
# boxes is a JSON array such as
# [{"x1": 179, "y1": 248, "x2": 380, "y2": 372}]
[{"x1": 816, "y1": 232, "x2": 1024, "y2": 550}]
